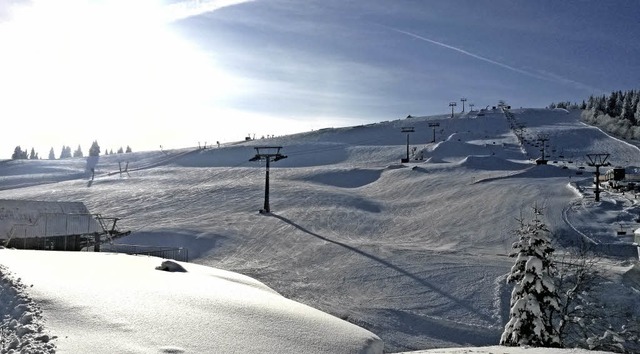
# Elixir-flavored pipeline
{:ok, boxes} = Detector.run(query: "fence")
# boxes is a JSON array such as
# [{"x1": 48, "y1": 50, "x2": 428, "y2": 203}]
[{"x1": 101, "y1": 244, "x2": 189, "y2": 262}]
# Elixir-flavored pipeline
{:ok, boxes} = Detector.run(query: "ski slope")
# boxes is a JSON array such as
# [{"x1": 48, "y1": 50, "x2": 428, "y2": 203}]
[{"x1": 1, "y1": 108, "x2": 639, "y2": 353}]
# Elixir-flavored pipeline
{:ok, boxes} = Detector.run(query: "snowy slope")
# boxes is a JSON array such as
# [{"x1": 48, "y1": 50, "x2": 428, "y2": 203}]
[{"x1": 1, "y1": 108, "x2": 639, "y2": 352}]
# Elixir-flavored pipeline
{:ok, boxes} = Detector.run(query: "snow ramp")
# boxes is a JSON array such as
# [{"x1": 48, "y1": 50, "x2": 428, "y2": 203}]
[{"x1": 458, "y1": 155, "x2": 529, "y2": 171}]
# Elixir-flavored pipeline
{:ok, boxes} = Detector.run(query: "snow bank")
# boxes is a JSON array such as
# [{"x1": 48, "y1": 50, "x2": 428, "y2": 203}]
[
  {"x1": 0, "y1": 265, "x2": 55, "y2": 353},
  {"x1": 0, "y1": 250, "x2": 382, "y2": 354}
]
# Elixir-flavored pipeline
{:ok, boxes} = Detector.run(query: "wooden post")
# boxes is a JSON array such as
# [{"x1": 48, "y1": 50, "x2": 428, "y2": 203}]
[{"x1": 94, "y1": 233, "x2": 101, "y2": 252}]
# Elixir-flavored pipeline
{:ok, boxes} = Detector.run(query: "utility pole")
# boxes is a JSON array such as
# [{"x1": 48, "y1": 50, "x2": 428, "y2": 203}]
[
  {"x1": 249, "y1": 146, "x2": 288, "y2": 213},
  {"x1": 460, "y1": 98, "x2": 467, "y2": 112},
  {"x1": 428, "y1": 122, "x2": 440, "y2": 143},
  {"x1": 586, "y1": 153, "x2": 610, "y2": 202},
  {"x1": 401, "y1": 127, "x2": 415, "y2": 163},
  {"x1": 449, "y1": 102, "x2": 457, "y2": 118},
  {"x1": 536, "y1": 134, "x2": 549, "y2": 165}
]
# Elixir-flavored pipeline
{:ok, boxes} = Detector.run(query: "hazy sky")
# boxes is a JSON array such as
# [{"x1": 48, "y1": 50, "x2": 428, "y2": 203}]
[{"x1": 1, "y1": 0, "x2": 639, "y2": 159}]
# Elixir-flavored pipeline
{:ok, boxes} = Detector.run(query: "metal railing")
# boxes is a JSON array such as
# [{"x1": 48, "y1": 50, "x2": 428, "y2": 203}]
[{"x1": 101, "y1": 244, "x2": 189, "y2": 262}]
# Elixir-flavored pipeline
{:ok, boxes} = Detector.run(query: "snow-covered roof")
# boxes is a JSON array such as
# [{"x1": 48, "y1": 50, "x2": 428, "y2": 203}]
[{"x1": 0, "y1": 199, "x2": 103, "y2": 239}]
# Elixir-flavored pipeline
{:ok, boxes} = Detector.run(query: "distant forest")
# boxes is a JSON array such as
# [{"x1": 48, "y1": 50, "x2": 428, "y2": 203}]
[
  {"x1": 550, "y1": 89, "x2": 640, "y2": 140},
  {"x1": 10, "y1": 141, "x2": 132, "y2": 160}
]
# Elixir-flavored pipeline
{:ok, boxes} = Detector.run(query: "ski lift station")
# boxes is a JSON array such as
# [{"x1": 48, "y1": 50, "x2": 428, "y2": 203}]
[{"x1": 0, "y1": 199, "x2": 129, "y2": 251}]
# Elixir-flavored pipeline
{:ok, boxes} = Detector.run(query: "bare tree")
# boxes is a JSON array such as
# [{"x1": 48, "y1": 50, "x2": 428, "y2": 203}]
[{"x1": 553, "y1": 242, "x2": 640, "y2": 352}]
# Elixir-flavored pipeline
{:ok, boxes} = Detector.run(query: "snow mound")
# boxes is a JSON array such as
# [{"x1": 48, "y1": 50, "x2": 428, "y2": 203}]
[
  {"x1": 427, "y1": 140, "x2": 492, "y2": 162},
  {"x1": 458, "y1": 155, "x2": 529, "y2": 171},
  {"x1": 303, "y1": 168, "x2": 382, "y2": 188},
  {"x1": 0, "y1": 265, "x2": 56, "y2": 353},
  {"x1": 0, "y1": 250, "x2": 383, "y2": 354},
  {"x1": 509, "y1": 165, "x2": 574, "y2": 179},
  {"x1": 425, "y1": 156, "x2": 446, "y2": 164}
]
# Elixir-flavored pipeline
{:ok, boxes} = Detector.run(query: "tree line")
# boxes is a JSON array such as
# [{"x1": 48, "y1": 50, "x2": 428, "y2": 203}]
[
  {"x1": 11, "y1": 141, "x2": 132, "y2": 160},
  {"x1": 550, "y1": 89, "x2": 640, "y2": 140}
]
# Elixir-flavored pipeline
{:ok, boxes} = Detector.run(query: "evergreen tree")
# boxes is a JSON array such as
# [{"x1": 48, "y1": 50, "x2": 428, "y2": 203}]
[
  {"x1": 60, "y1": 145, "x2": 72, "y2": 159},
  {"x1": 29, "y1": 147, "x2": 36, "y2": 160},
  {"x1": 580, "y1": 100, "x2": 587, "y2": 110},
  {"x1": 73, "y1": 145, "x2": 83, "y2": 158},
  {"x1": 125, "y1": 145, "x2": 132, "y2": 153},
  {"x1": 501, "y1": 206, "x2": 560, "y2": 348},
  {"x1": 89, "y1": 140, "x2": 101, "y2": 157},
  {"x1": 11, "y1": 146, "x2": 27, "y2": 160},
  {"x1": 606, "y1": 91, "x2": 620, "y2": 117},
  {"x1": 110, "y1": 149, "x2": 114, "y2": 155},
  {"x1": 594, "y1": 95, "x2": 606, "y2": 114},
  {"x1": 48, "y1": 147, "x2": 55, "y2": 160},
  {"x1": 621, "y1": 94, "x2": 635, "y2": 124},
  {"x1": 117, "y1": 147, "x2": 124, "y2": 154}
]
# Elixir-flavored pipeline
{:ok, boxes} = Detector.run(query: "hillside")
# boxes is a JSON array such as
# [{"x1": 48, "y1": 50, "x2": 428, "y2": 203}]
[{"x1": 1, "y1": 108, "x2": 639, "y2": 353}]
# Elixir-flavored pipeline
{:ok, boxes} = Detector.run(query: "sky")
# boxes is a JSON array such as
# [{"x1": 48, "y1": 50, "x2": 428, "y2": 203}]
[
  {"x1": 1, "y1": 108, "x2": 640, "y2": 352},
  {"x1": 1, "y1": 0, "x2": 640, "y2": 159}
]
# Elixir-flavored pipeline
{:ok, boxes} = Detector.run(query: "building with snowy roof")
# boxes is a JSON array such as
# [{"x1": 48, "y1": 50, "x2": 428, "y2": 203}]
[{"x1": 0, "y1": 199, "x2": 108, "y2": 251}]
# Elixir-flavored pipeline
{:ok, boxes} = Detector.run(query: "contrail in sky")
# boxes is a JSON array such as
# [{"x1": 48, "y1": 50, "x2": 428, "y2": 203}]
[
  {"x1": 163, "y1": 0, "x2": 254, "y2": 22},
  {"x1": 388, "y1": 27, "x2": 600, "y2": 92}
]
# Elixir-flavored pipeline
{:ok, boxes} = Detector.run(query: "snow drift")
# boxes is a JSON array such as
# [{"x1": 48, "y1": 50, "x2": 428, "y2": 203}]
[{"x1": 0, "y1": 249, "x2": 383, "y2": 354}]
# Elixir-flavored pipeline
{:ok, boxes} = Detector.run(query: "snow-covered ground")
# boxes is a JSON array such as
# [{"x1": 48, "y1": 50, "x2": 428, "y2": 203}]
[
  {"x1": 1, "y1": 108, "x2": 639, "y2": 353},
  {"x1": 0, "y1": 250, "x2": 381, "y2": 353}
]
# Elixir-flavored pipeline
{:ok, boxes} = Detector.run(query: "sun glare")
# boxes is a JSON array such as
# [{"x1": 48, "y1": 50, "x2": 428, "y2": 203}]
[{"x1": 0, "y1": 0, "x2": 241, "y2": 155}]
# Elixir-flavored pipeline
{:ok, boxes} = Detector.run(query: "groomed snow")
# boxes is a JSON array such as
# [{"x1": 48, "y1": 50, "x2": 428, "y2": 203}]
[{"x1": 0, "y1": 249, "x2": 382, "y2": 353}]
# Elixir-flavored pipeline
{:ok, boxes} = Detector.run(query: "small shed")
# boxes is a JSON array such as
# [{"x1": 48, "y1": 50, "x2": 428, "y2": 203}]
[{"x1": 0, "y1": 199, "x2": 105, "y2": 251}]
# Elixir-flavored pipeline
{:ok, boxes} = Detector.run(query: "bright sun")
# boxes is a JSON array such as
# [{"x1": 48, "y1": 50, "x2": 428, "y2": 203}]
[{"x1": 0, "y1": 0, "x2": 241, "y2": 153}]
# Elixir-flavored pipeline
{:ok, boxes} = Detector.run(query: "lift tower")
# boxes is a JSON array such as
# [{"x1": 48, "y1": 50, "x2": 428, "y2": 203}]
[
  {"x1": 428, "y1": 122, "x2": 440, "y2": 143},
  {"x1": 536, "y1": 134, "x2": 549, "y2": 165},
  {"x1": 249, "y1": 146, "x2": 288, "y2": 213},
  {"x1": 401, "y1": 127, "x2": 415, "y2": 163},
  {"x1": 586, "y1": 153, "x2": 610, "y2": 202},
  {"x1": 449, "y1": 102, "x2": 457, "y2": 118},
  {"x1": 460, "y1": 98, "x2": 467, "y2": 112}
]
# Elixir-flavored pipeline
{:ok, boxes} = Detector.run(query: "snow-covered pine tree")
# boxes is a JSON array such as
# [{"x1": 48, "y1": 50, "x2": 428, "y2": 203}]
[
  {"x1": 73, "y1": 145, "x2": 83, "y2": 158},
  {"x1": 89, "y1": 140, "x2": 100, "y2": 157},
  {"x1": 500, "y1": 206, "x2": 561, "y2": 348}
]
